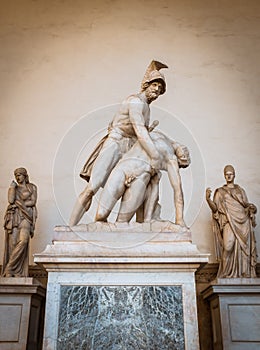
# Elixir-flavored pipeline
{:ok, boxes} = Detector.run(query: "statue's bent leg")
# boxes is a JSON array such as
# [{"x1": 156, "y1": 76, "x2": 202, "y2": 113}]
[
  {"x1": 143, "y1": 173, "x2": 161, "y2": 221},
  {"x1": 69, "y1": 139, "x2": 121, "y2": 226},
  {"x1": 136, "y1": 173, "x2": 161, "y2": 223},
  {"x1": 95, "y1": 169, "x2": 126, "y2": 222},
  {"x1": 117, "y1": 172, "x2": 151, "y2": 222}
]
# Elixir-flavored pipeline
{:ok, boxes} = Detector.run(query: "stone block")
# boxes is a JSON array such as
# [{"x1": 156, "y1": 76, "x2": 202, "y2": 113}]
[
  {"x1": 0, "y1": 277, "x2": 46, "y2": 350},
  {"x1": 202, "y1": 278, "x2": 260, "y2": 350}
]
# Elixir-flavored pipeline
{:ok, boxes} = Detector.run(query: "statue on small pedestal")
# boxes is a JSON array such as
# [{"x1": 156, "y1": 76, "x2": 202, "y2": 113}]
[
  {"x1": 206, "y1": 165, "x2": 257, "y2": 278},
  {"x1": 2, "y1": 168, "x2": 37, "y2": 277}
]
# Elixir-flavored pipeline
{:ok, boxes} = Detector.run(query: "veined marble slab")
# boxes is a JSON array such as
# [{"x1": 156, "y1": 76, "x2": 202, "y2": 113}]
[{"x1": 57, "y1": 285, "x2": 184, "y2": 350}]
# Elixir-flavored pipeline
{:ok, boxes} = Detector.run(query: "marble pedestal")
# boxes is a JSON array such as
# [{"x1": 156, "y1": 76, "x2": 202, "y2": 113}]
[
  {"x1": 0, "y1": 277, "x2": 46, "y2": 350},
  {"x1": 34, "y1": 222, "x2": 208, "y2": 350},
  {"x1": 202, "y1": 278, "x2": 260, "y2": 350}
]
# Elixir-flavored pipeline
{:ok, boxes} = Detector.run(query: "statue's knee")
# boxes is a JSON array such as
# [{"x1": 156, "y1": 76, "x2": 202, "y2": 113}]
[
  {"x1": 223, "y1": 244, "x2": 233, "y2": 254},
  {"x1": 224, "y1": 238, "x2": 235, "y2": 252},
  {"x1": 19, "y1": 230, "x2": 30, "y2": 243}
]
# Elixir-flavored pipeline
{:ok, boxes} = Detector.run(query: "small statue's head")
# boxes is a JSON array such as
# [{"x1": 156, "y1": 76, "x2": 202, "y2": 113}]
[
  {"x1": 176, "y1": 145, "x2": 191, "y2": 168},
  {"x1": 224, "y1": 164, "x2": 235, "y2": 175},
  {"x1": 14, "y1": 167, "x2": 29, "y2": 184},
  {"x1": 223, "y1": 164, "x2": 235, "y2": 183}
]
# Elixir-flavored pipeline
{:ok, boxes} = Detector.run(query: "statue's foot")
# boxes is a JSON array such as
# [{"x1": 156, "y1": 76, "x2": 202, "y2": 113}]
[{"x1": 5, "y1": 273, "x2": 13, "y2": 277}]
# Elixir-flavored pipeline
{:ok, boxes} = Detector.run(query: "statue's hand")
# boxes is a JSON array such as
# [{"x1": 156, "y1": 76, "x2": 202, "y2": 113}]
[
  {"x1": 148, "y1": 120, "x2": 159, "y2": 132},
  {"x1": 248, "y1": 203, "x2": 257, "y2": 214},
  {"x1": 206, "y1": 187, "x2": 212, "y2": 200}
]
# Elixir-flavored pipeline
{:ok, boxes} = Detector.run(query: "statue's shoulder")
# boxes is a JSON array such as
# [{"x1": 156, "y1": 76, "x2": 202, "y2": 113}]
[
  {"x1": 126, "y1": 93, "x2": 144, "y2": 104},
  {"x1": 215, "y1": 186, "x2": 222, "y2": 193},
  {"x1": 234, "y1": 184, "x2": 247, "y2": 198},
  {"x1": 214, "y1": 186, "x2": 225, "y2": 197},
  {"x1": 28, "y1": 183, "x2": 37, "y2": 192},
  {"x1": 234, "y1": 184, "x2": 244, "y2": 192}
]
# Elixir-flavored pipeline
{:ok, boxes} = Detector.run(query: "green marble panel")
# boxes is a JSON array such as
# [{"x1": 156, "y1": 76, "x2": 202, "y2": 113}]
[{"x1": 57, "y1": 285, "x2": 184, "y2": 350}]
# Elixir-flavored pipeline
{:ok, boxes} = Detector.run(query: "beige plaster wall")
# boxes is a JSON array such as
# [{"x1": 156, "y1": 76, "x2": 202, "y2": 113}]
[{"x1": 0, "y1": 0, "x2": 259, "y2": 264}]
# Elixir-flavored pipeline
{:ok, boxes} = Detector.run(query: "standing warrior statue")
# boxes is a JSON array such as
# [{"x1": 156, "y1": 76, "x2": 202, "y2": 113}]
[
  {"x1": 206, "y1": 165, "x2": 257, "y2": 278},
  {"x1": 70, "y1": 61, "x2": 168, "y2": 226},
  {"x1": 2, "y1": 168, "x2": 37, "y2": 277}
]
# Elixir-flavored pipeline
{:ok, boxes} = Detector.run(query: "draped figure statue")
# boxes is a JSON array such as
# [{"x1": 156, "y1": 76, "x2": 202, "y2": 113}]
[
  {"x1": 2, "y1": 168, "x2": 37, "y2": 277},
  {"x1": 206, "y1": 165, "x2": 257, "y2": 278}
]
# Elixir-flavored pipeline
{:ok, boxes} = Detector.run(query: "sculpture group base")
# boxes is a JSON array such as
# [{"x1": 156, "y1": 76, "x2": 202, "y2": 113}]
[
  {"x1": 202, "y1": 278, "x2": 260, "y2": 350},
  {"x1": 34, "y1": 223, "x2": 208, "y2": 350},
  {"x1": 0, "y1": 277, "x2": 46, "y2": 350}
]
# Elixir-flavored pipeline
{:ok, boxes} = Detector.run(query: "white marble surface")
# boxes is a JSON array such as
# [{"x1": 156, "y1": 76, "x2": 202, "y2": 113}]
[
  {"x1": 34, "y1": 224, "x2": 207, "y2": 263},
  {"x1": 56, "y1": 221, "x2": 191, "y2": 233},
  {"x1": 53, "y1": 222, "x2": 192, "y2": 248}
]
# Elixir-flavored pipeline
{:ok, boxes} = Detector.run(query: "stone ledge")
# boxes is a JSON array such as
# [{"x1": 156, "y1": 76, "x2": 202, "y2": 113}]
[
  {"x1": 53, "y1": 221, "x2": 192, "y2": 249},
  {"x1": 202, "y1": 278, "x2": 260, "y2": 299},
  {"x1": 56, "y1": 220, "x2": 191, "y2": 234},
  {"x1": 0, "y1": 277, "x2": 46, "y2": 297},
  {"x1": 213, "y1": 277, "x2": 260, "y2": 285},
  {"x1": 0, "y1": 277, "x2": 41, "y2": 286},
  {"x1": 34, "y1": 222, "x2": 208, "y2": 271}
]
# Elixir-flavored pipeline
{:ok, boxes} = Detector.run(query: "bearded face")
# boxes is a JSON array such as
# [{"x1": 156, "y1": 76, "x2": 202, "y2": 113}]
[{"x1": 145, "y1": 81, "x2": 163, "y2": 103}]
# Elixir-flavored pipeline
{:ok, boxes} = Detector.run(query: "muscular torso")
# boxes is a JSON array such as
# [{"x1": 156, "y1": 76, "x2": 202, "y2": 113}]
[{"x1": 111, "y1": 94, "x2": 150, "y2": 137}]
